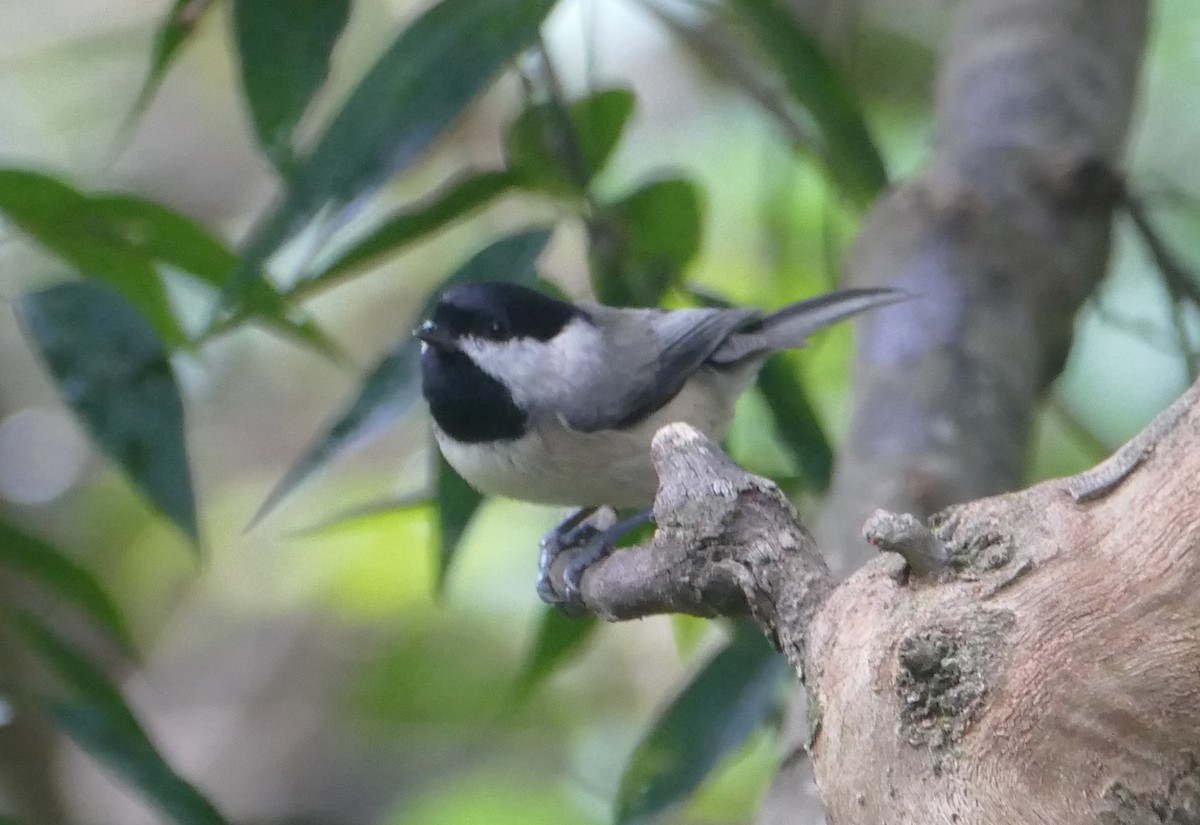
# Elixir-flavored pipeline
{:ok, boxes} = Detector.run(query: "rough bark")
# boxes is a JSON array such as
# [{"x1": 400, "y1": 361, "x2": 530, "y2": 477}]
[
  {"x1": 551, "y1": 377, "x2": 1200, "y2": 823},
  {"x1": 808, "y1": 377, "x2": 1200, "y2": 823}
]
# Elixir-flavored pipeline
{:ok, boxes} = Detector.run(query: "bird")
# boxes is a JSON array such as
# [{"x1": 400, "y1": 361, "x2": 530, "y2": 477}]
[{"x1": 415, "y1": 280, "x2": 905, "y2": 611}]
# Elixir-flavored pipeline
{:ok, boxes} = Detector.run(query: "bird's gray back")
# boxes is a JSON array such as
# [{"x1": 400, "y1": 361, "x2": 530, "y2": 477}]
[{"x1": 554, "y1": 303, "x2": 759, "y2": 433}]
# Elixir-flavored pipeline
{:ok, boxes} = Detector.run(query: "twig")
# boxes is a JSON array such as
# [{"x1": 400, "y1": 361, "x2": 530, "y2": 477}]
[
  {"x1": 1125, "y1": 195, "x2": 1200, "y2": 378},
  {"x1": 1067, "y1": 376, "x2": 1200, "y2": 502}
]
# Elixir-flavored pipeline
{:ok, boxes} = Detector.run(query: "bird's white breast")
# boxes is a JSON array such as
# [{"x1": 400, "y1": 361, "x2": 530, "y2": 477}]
[{"x1": 434, "y1": 365, "x2": 752, "y2": 508}]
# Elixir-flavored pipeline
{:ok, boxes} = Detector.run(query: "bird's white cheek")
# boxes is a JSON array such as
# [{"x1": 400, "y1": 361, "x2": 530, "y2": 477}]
[
  {"x1": 460, "y1": 338, "x2": 538, "y2": 382},
  {"x1": 458, "y1": 336, "x2": 567, "y2": 412}
]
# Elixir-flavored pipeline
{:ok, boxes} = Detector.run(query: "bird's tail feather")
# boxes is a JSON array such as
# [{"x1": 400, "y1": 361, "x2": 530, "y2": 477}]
[
  {"x1": 759, "y1": 287, "x2": 907, "y2": 349},
  {"x1": 710, "y1": 287, "x2": 907, "y2": 365}
]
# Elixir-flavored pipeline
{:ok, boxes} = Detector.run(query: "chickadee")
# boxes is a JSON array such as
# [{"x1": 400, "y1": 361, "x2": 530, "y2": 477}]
[{"x1": 416, "y1": 281, "x2": 904, "y2": 609}]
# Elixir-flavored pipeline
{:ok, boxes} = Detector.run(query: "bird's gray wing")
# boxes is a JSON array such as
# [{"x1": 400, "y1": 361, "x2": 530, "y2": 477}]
[{"x1": 560, "y1": 305, "x2": 761, "y2": 432}]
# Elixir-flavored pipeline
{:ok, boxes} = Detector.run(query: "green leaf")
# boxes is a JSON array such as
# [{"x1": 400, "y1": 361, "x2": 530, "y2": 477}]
[
  {"x1": 86, "y1": 194, "x2": 239, "y2": 287},
  {"x1": 0, "y1": 518, "x2": 132, "y2": 650},
  {"x1": 506, "y1": 87, "x2": 636, "y2": 195},
  {"x1": 729, "y1": 0, "x2": 887, "y2": 207},
  {"x1": 513, "y1": 607, "x2": 599, "y2": 700},
  {"x1": 303, "y1": 169, "x2": 520, "y2": 290},
  {"x1": 0, "y1": 169, "x2": 184, "y2": 347},
  {"x1": 12, "y1": 612, "x2": 140, "y2": 734},
  {"x1": 131, "y1": 0, "x2": 218, "y2": 114},
  {"x1": 0, "y1": 174, "x2": 334, "y2": 351},
  {"x1": 80, "y1": 194, "x2": 342, "y2": 353},
  {"x1": 248, "y1": 337, "x2": 421, "y2": 528},
  {"x1": 434, "y1": 451, "x2": 483, "y2": 593},
  {"x1": 435, "y1": 225, "x2": 553, "y2": 290},
  {"x1": 19, "y1": 282, "x2": 198, "y2": 546},
  {"x1": 50, "y1": 703, "x2": 229, "y2": 825},
  {"x1": 250, "y1": 227, "x2": 553, "y2": 524},
  {"x1": 223, "y1": 0, "x2": 560, "y2": 310},
  {"x1": 756, "y1": 357, "x2": 833, "y2": 492},
  {"x1": 616, "y1": 622, "x2": 786, "y2": 825},
  {"x1": 15, "y1": 614, "x2": 229, "y2": 825},
  {"x1": 283, "y1": 491, "x2": 432, "y2": 537},
  {"x1": 589, "y1": 178, "x2": 703, "y2": 306},
  {"x1": 232, "y1": 0, "x2": 352, "y2": 170},
  {"x1": 0, "y1": 172, "x2": 237, "y2": 290}
]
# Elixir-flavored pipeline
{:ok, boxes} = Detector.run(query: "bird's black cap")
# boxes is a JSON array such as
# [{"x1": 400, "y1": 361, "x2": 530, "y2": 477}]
[{"x1": 425, "y1": 281, "x2": 586, "y2": 343}]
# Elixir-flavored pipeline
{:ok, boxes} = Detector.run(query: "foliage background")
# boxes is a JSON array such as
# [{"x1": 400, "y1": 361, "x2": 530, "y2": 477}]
[{"x1": 0, "y1": 1, "x2": 1196, "y2": 823}]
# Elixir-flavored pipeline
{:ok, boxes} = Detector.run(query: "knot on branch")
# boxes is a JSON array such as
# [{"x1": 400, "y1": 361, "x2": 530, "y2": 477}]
[{"x1": 863, "y1": 510, "x2": 949, "y2": 578}]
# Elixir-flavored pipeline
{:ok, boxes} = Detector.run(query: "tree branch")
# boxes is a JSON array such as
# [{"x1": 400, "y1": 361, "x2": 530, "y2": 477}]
[{"x1": 552, "y1": 423, "x2": 833, "y2": 671}]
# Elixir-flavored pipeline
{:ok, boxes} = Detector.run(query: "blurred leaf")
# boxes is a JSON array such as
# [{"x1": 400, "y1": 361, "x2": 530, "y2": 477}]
[
  {"x1": 0, "y1": 177, "x2": 234, "y2": 290},
  {"x1": 303, "y1": 169, "x2": 521, "y2": 290},
  {"x1": 50, "y1": 703, "x2": 230, "y2": 825},
  {"x1": 0, "y1": 518, "x2": 133, "y2": 650},
  {"x1": 249, "y1": 337, "x2": 422, "y2": 529},
  {"x1": 757, "y1": 357, "x2": 833, "y2": 491},
  {"x1": 616, "y1": 622, "x2": 786, "y2": 825},
  {"x1": 17, "y1": 613, "x2": 229, "y2": 825},
  {"x1": 590, "y1": 178, "x2": 702, "y2": 306},
  {"x1": 390, "y1": 773, "x2": 598, "y2": 825},
  {"x1": 513, "y1": 607, "x2": 599, "y2": 700},
  {"x1": 232, "y1": 0, "x2": 352, "y2": 170},
  {"x1": 435, "y1": 226, "x2": 552, "y2": 291},
  {"x1": 728, "y1": 0, "x2": 886, "y2": 207},
  {"x1": 18, "y1": 282, "x2": 198, "y2": 546},
  {"x1": 87, "y1": 194, "x2": 238, "y2": 285},
  {"x1": 250, "y1": 227, "x2": 553, "y2": 524},
  {"x1": 670, "y1": 614, "x2": 711, "y2": 657},
  {"x1": 12, "y1": 612, "x2": 139, "y2": 734},
  {"x1": 131, "y1": 0, "x2": 217, "y2": 114},
  {"x1": 81, "y1": 194, "x2": 342, "y2": 353},
  {"x1": 285, "y1": 490, "x2": 432, "y2": 537},
  {"x1": 223, "y1": 0, "x2": 559, "y2": 310},
  {"x1": 0, "y1": 174, "x2": 335, "y2": 352},
  {"x1": 434, "y1": 451, "x2": 483, "y2": 593},
  {"x1": 506, "y1": 87, "x2": 636, "y2": 195},
  {"x1": 0, "y1": 169, "x2": 184, "y2": 346}
]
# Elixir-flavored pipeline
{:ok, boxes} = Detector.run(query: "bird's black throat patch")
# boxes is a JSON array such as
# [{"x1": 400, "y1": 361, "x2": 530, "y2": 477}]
[{"x1": 420, "y1": 346, "x2": 526, "y2": 443}]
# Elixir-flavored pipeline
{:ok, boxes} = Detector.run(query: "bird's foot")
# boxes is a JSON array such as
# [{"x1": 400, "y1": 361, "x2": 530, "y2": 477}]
[{"x1": 536, "y1": 507, "x2": 653, "y2": 615}]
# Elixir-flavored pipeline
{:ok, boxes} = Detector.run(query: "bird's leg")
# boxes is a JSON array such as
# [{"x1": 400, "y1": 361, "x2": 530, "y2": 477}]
[
  {"x1": 538, "y1": 507, "x2": 654, "y2": 615},
  {"x1": 538, "y1": 506, "x2": 598, "y2": 577}
]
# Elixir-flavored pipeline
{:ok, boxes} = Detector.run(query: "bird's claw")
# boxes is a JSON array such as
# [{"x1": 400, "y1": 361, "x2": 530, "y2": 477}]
[
  {"x1": 537, "y1": 533, "x2": 616, "y2": 615},
  {"x1": 536, "y1": 507, "x2": 652, "y2": 615},
  {"x1": 537, "y1": 507, "x2": 611, "y2": 614}
]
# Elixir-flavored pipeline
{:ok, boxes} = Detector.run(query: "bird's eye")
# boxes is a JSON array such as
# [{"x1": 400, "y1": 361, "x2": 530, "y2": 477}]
[{"x1": 487, "y1": 320, "x2": 504, "y2": 337}]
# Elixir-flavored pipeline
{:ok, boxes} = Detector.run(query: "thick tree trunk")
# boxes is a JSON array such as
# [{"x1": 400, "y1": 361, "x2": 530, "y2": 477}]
[{"x1": 808, "y1": 379, "x2": 1200, "y2": 822}]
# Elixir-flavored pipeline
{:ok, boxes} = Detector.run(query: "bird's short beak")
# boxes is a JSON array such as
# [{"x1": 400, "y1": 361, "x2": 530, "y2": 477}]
[{"x1": 415, "y1": 320, "x2": 458, "y2": 351}]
